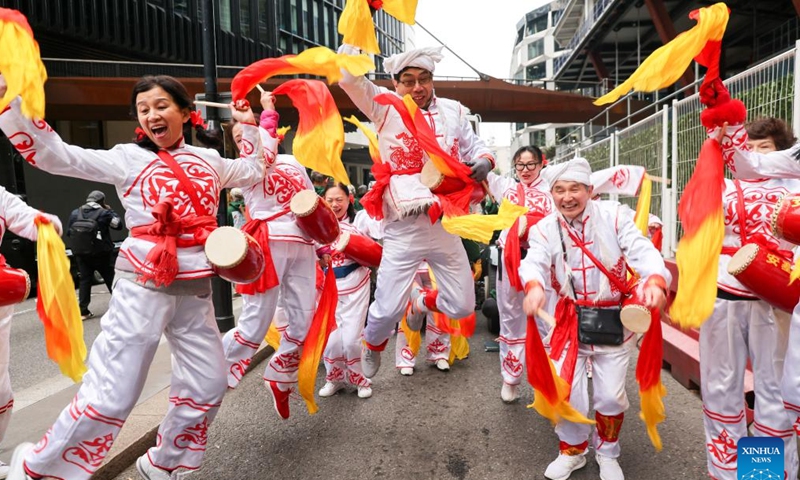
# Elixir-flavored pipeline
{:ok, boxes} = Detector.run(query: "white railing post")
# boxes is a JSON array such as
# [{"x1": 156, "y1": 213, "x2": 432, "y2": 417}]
[
  {"x1": 609, "y1": 133, "x2": 618, "y2": 202},
  {"x1": 793, "y1": 39, "x2": 800, "y2": 138},
  {"x1": 661, "y1": 104, "x2": 670, "y2": 256},
  {"x1": 669, "y1": 99, "x2": 679, "y2": 257}
]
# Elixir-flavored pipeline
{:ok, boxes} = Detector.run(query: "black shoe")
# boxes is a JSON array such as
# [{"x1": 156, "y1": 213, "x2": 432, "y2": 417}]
[{"x1": 81, "y1": 311, "x2": 94, "y2": 320}]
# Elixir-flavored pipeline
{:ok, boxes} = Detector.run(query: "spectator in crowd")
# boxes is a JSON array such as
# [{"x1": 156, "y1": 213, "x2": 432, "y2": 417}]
[
  {"x1": 354, "y1": 184, "x2": 367, "y2": 212},
  {"x1": 67, "y1": 190, "x2": 122, "y2": 320},
  {"x1": 310, "y1": 171, "x2": 328, "y2": 196},
  {"x1": 227, "y1": 188, "x2": 246, "y2": 229}
]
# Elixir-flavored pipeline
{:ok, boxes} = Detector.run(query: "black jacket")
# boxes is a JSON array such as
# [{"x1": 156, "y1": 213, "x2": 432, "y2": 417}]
[{"x1": 67, "y1": 202, "x2": 123, "y2": 253}]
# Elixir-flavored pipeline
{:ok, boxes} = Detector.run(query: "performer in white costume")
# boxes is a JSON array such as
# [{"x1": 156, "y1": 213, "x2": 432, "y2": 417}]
[
  {"x1": 0, "y1": 188, "x2": 61, "y2": 479},
  {"x1": 0, "y1": 75, "x2": 264, "y2": 480},
  {"x1": 221, "y1": 91, "x2": 317, "y2": 421},
  {"x1": 338, "y1": 45, "x2": 493, "y2": 377},
  {"x1": 485, "y1": 145, "x2": 552, "y2": 403},
  {"x1": 702, "y1": 117, "x2": 799, "y2": 480},
  {"x1": 395, "y1": 262, "x2": 452, "y2": 375},
  {"x1": 318, "y1": 183, "x2": 373, "y2": 399},
  {"x1": 520, "y1": 158, "x2": 669, "y2": 480}
]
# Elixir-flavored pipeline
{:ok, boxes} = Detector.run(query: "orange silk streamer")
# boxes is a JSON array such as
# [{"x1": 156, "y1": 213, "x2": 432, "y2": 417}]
[
  {"x1": 636, "y1": 308, "x2": 667, "y2": 451},
  {"x1": 0, "y1": 8, "x2": 47, "y2": 119},
  {"x1": 297, "y1": 267, "x2": 338, "y2": 415},
  {"x1": 273, "y1": 79, "x2": 351, "y2": 185},
  {"x1": 338, "y1": 0, "x2": 418, "y2": 54},
  {"x1": 343, "y1": 115, "x2": 381, "y2": 164},
  {"x1": 35, "y1": 217, "x2": 87, "y2": 382}
]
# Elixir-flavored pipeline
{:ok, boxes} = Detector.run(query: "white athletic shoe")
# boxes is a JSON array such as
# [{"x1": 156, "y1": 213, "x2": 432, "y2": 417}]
[
  {"x1": 361, "y1": 347, "x2": 382, "y2": 378},
  {"x1": 399, "y1": 367, "x2": 414, "y2": 376},
  {"x1": 357, "y1": 386, "x2": 373, "y2": 398},
  {"x1": 544, "y1": 453, "x2": 587, "y2": 480},
  {"x1": 596, "y1": 453, "x2": 625, "y2": 480},
  {"x1": 318, "y1": 381, "x2": 345, "y2": 397},
  {"x1": 500, "y1": 383, "x2": 519, "y2": 403},
  {"x1": 435, "y1": 359, "x2": 450, "y2": 371},
  {"x1": 7, "y1": 442, "x2": 34, "y2": 480},
  {"x1": 0, "y1": 460, "x2": 10, "y2": 480},
  {"x1": 136, "y1": 454, "x2": 172, "y2": 480}
]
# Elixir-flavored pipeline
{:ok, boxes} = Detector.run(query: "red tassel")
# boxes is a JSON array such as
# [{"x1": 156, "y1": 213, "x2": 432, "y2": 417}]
[
  {"x1": 504, "y1": 218, "x2": 523, "y2": 291},
  {"x1": 548, "y1": 297, "x2": 579, "y2": 389},
  {"x1": 140, "y1": 239, "x2": 179, "y2": 287},
  {"x1": 635, "y1": 308, "x2": 663, "y2": 390},
  {"x1": 525, "y1": 314, "x2": 559, "y2": 404},
  {"x1": 235, "y1": 219, "x2": 280, "y2": 295}
]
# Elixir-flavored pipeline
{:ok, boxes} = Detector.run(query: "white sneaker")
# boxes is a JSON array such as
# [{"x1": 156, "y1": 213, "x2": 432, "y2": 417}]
[
  {"x1": 399, "y1": 367, "x2": 414, "y2": 376},
  {"x1": 501, "y1": 383, "x2": 519, "y2": 403},
  {"x1": 136, "y1": 454, "x2": 172, "y2": 480},
  {"x1": 7, "y1": 442, "x2": 34, "y2": 480},
  {"x1": 357, "y1": 386, "x2": 373, "y2": 398},
  {"x1": 0, "y1": 460, "x2": 10, "y2": 480},
  {"x1": 435, "y1": 359, "x2": 450, "y2": 371},
  {"x1": 361, "y1": 347, "x2": 381, "y2": 378},
  {"x1": 318, "y1": 381, "x2": 344, "y2": 397},
  {"x1": 596, "y1": 453, "x2": 625, "y2": 480},
  {"x1": 544, "y1": 453, "x2": 587, "y2": 480},
  {"x1": 408, "y1": 286, "x2": 428, "y2": 321}
]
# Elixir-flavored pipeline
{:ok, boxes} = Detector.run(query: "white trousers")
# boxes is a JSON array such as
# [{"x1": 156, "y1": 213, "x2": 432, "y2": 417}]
[
  {"x1": 783, "y1": 303, "x2": 800, "y2": 463},
  {"x1": 323, "y1": 270, "x2": 371, "y2": 387},
  {"x1": 222, "y1": 240, "x2": 315, "y2": 388},
  {"x1": 553, "y1": 337, "x2": 634, "y2": 458},
  {"x1": 395, "y1": 321, "x2": 451, "y2": 367},
  {"x1": 25, "y1": 279, "x2": 227, "y2": 479},
  {"x1": 364, "y1": 216, "x2": 474, "y2": 348},
  {"x1": 700, "y1": 298, "x2": 797, "y2": 480},
  {"x1": 0, "y1": 306, "x2": 13, "y2": 446}
]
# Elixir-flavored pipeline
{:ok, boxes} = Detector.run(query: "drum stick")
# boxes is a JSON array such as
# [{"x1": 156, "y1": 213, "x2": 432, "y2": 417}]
[
  {"x1": 646, "y1": 174, "x2": 671, "y2": 185},
  {"x1": 537, "y1": 308, "x2": 556, "y2": 327},
  {"x1": 481, "y1": 180, "x2": 497, "y2": 203},
  {"x1": 194, "y1": 100, "x2": 230, "y2": 109},
  {"x1": 255, "y1": 84, "x2": 266, "y2": 93}
]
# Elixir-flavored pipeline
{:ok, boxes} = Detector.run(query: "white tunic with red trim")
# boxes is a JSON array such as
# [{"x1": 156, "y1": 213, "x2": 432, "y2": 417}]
[
  {"x1": 245, "y1": 129, "x2": 313, "y2": 244},
  {"x1": 718, "y1": 178, "x2": 799, "y2": 297},
  {"x1": 485, "y1": 173, "x2": 552, "y2": 249},
  {"x1": 0, "y1": 98, "x2": 266, "y2": 280},
  {"x1": 519, "y1": 200, "x2": 669, "y2": 305},
  {"x1": 339, "y1": 48, "x2": 494, "y2": 221}
]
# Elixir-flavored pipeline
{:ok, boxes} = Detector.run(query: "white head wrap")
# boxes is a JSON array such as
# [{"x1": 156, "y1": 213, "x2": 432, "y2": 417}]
[
  {"x1": 384, "y1": 46, "x2": 444, "y2": 76},
  {"x1": 542, "y1": 157, "x2": 592, "y2": 187}
]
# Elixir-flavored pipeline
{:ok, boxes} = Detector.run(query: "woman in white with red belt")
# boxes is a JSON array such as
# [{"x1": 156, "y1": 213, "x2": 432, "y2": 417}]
[{"x1": 318, "y1": 183, "x2": 374, "y2": 399}]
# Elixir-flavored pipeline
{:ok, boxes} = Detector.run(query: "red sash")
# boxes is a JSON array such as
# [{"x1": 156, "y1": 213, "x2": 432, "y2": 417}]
[{"x1": 234, "y1": 210, "x2": 289, "y2": 295}]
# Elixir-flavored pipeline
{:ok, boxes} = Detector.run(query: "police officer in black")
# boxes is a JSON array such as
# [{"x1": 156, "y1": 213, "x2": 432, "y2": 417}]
[{"x1": 67, "y1": 190, "x2": 122, "y2": 319}]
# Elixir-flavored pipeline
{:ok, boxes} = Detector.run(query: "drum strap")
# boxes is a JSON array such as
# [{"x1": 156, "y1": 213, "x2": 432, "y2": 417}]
[
  {"x1": 733, "y1": 180, "x2": 748, "y2": 245},
  {"x1": 558, "y1": 219, "x2": 631, "y2": 298},
  {"x1": 157, "y1": 150, "x2": 209, "y2": 215}
]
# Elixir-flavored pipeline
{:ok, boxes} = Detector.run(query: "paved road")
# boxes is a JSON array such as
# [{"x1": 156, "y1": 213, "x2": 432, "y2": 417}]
[
  {"x1": 114, "y1": 316, "x2": 708, "y2": 480},
  {"x1": 10, "y1": 284, "x2": 109, "y2": 392}
]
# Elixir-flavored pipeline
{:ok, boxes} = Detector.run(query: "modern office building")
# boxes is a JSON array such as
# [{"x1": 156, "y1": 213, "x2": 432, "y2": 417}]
[{"x1": 509, "y1": 2, "x2": 579, "y2": 155}]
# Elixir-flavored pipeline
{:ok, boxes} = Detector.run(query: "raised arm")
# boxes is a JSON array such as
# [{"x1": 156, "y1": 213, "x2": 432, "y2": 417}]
[
  {"x1": 714, "y1": 124, "x2": 800, "y2": 179},
  {"x1": 0, "y1": 186, "x2": 61, "y2": 240},
  {"x1": 220, "y1": 100, "x2": 267, "y2": 189},
  {"x1": 337, "y1": 44, "x2": 390, "y2": 124},
  {"x1": 485, "y1": 171, "x2": 514, "y2": 203}
]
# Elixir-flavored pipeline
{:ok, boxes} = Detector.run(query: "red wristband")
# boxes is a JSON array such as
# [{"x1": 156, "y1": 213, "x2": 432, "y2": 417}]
[{"x1": 524, "y1": 280, "x2": 542, "y2": 295}]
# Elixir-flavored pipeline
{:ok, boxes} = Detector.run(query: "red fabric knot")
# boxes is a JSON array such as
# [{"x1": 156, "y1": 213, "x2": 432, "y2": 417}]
[
  {"x1": 135, "y1": 127, "x2": 146, "y2": 141},
  {"x1": 367, "y1": 0, "x2": 383, "y2": 9},
  {"x1": 130, "y1": 200, "x2": 217, "y2": 287},
  {"x1": 190, "y1": 110, "x2": 207, "y2": 129}
]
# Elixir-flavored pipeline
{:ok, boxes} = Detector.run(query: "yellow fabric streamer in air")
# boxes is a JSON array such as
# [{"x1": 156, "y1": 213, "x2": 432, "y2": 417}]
[
  {"x1": 338, "y1": 0, "x2": 418, "y2": 54},
  {"x1": 265, "y1": 322, "x2": 282, "y2": 351},
  {"x1": 594, "y1": 3, "x2": 729, "y2": 105},
  {"x1": 634, "y1": 175, "x2": 652, "y2": 237},
  {"x1": 35, "y1": 218, "x2": 87, "y2": 382},
  {"x1": 442, "y1": 199, "x2": 528, "y2": 244},
  {"x1": 0, "y1": 8, "x2": 47, "y2": 119},
  {"x1": 343, "y1": 115, "x2": 381, "y2": 164}
]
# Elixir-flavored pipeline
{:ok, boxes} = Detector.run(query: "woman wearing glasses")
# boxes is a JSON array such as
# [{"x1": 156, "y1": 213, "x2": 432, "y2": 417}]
[{"x1": 484, "y1": 146, "x2": 554, "y2": 403}]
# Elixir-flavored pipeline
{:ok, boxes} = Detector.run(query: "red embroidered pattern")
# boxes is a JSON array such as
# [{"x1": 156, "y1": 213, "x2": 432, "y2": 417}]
[
  {"x1": 263, "y1": 163, "x2": 307, "y2": 207},
  {"x1": 502, "y1": 351, "x2": 523, "y2": 378},
  {"x1": 229, "y1": 358, "x2": 252, "y2": 382},
  {"x1": 174, "y1": 417, "x2": 209, "y2": 451},
  {"x1": 707, "y1": 429, "x2": 737, "y2": 465},
  {"x1": 608, "y1": 257, "x2": 626, "y2": 295},
  {"x1": 611, "y1": 168, "x2": 630, "y2": 189},
  {"x1": 400, "y1": 346, "x2": 415, "y2": 361},
  {"x1": 8, "y1": 131, "x2": 37, "y2": 165},
  {"x1": 723, "y1": 183, "x2": 787, "y2": 248},
  {"x1": 550, "y1": 266, "x2": 562, "y2": 294},
  {"x1": 427, "y1": 338, "x2": 447, "y2": 354},
  {"x1": 720, "y1": 125, "x2": 749, "y2": 173},
  {"x1": 127, "y1": 153, "x2": 219, "y2": 216},
  {"x1": 389, "y1": 132, "x2": 424, "y2": 169},
  {"x1": 506, "y1": 186, "x2": 552, "y2": 216},
  {"x1": 62, "y1": 434, "x2": 114, "y2": 474},
  {"x1": 271, "y1": 351, "x2": 301, "y2": 373},
  {"x1": 348, "y1": 371, "x2": 370, "y2": 387},
  {"x1": 326, "y1": 366, "x2": 346, "y2": 382},
  {"x1": 449, "y1": 138, "x2": 460, "y2": 161}
]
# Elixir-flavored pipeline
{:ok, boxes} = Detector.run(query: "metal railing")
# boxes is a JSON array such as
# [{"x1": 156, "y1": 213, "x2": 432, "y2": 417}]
[{"x1": 553, "y1": 0, "x2": 617, "y2": 75}]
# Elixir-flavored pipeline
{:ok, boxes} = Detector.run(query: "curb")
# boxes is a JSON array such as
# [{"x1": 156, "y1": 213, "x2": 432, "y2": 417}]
[{"x1": 92, "y1": 345, "x2": 275, "y2": 480}]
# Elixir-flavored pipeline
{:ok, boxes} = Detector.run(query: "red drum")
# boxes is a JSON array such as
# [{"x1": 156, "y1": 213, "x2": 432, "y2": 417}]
[
  {"x1": 204, "y1": 226, "x2": 265, "y2": 284},
  {"x1": 290, "y1": 189, "x2": 340, "y2": 245},
  {"x1": 620, "y1": 285, "x2": 651, "y2": 333},
  {"x1": 334, "y1": 231, "x2": 383, "y2": 268},
  {"x1": 772, "y1": 193, "x2": 800, "y2": 245},
  {"x1": 420, "y1": 160, "x2": 468, "y2": 194},
  {"x1": 0, "y1": 266, "x2": 30, "y2": 307},
  {"x1": 727, "y1": 243, "x2": 800, "y2": 312}
]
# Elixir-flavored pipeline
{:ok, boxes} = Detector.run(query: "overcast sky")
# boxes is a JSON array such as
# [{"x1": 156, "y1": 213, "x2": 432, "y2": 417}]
[{"x1": 411, "y1": 1, "x2": 550, "y2": 146}]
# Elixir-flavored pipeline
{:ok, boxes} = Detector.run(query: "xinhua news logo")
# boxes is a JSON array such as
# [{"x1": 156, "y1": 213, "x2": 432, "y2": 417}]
[{"x1": 737, "y1": 437, "x2": 784, "y2": 480}]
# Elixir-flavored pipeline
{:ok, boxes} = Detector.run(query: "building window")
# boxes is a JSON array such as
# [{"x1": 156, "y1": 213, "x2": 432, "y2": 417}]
[
  {"x1": 312, "y1": 0, "x2": 319, "y2": 42},
  {"x1": 220, "y1": 0, "x2": 232, "y2": 33},
  {"x1": 323, "y1": 5, "x2": 330, "y2": 45},
  {"x1": 240, "y1": 0, "x2": 251, "y2": 37},
  {"x1": 515, "y1": 122, "x2": 526, "y2": 132},
  {"x1": 526, "y1": 15, "x2": 548, "y2": 36},
  {"x1": 174, "y1": 0, "x2": 189, "y2": 16},
  {"x1": 526, "y1": 63, "x2": 545, "y2": 81},
  {"x1": 258, "y1": 0, "x2": 269, "y2": 40},
  {"x1": 290, "y1": 0, "x2": 298, "y2": 33},
  {"x1": 302, "y1": 0, "x2": 309, "y2": 36},
  {"x1": 527, "y1": 39, "x2": 544, "y2": 59}
]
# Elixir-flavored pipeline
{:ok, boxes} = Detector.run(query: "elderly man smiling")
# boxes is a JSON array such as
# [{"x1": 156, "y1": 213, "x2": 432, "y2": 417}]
[{"x1": 520, "y1": 158, "x2": 669, "y2": 480}]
